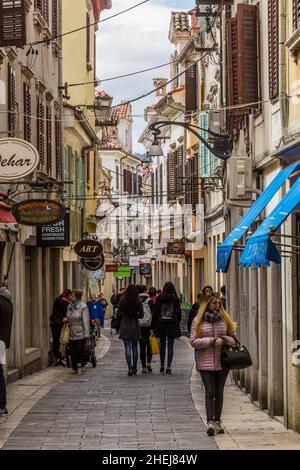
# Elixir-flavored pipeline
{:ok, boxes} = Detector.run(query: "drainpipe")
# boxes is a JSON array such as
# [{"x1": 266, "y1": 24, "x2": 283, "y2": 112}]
[{"x1": 279, "y1": 0, "x2": 288, "y2": 138}]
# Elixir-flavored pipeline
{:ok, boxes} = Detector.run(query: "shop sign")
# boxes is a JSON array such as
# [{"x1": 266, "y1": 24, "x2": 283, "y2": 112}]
[
  {"x1": 12, "y1": 199, "x2": 65, "y2": 226},
  {"x1": 0, "y1": 138, "x2": 40, "y2": 180},
  {"x1": 74, "y1": 239, "x2": 103, "y2": 259},
  {"x1": 167, "y1": 241, "x2": 185, "y2": 255},
  {"x1": 105, "y1": 264, "x2": 118, "y2": 272},
  {"x1": 81, "y1": 254, "x2": 105, "y2": 271},
  {"x1": 37, "y1": 213, "x2": 70, "y2": 247},
  {"x1": 140, "y1": 263, "x2": 152, "y2": 276},
  {"x1": 113, "y1": 266, "x2": 132, "y2": 278}
]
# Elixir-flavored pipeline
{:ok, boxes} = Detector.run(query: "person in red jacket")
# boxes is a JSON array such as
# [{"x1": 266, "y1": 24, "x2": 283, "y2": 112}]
[{"x1": 190, "y1": 293, "x2": 236, "y2": 436}]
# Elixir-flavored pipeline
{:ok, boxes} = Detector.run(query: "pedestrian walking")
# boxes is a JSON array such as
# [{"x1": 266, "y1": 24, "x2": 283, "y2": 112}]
[
  {"x1": 117, "y1": 284, "x2": 144, "y2": 376},
  {"x1": 148, "y1": 287, "x2": 157, "y2": 308},
  {"x1": 99, "y1": 293, "x2": 108, "y2": 328},
  {"x1": 0, "y1": 287, "x2": 13, "y2": 415},
  {"x1": 137, "y1": 285, "x2": 153, "y2": 374},
  {"x1": 49, "y1": 289, "x2": 72, "y2": 366},
  {"x1": 187, "y1": 293, "x2": 202, "y2": 335},
  {"x1": 189, "y1": 293, "x2": 236, "y2": 436},
  {"x1": 151, "y1": 282, "x2": 181, "y2": 374},
  {"x1": 220, "y1": 285, "x2": 226, "y2": 310},
  {"x1": 66, "y1": 290, "x2": 90, "y2": 374},
  {"x1": 87, "y1": 296, "x2": 103, "y2": 338}
]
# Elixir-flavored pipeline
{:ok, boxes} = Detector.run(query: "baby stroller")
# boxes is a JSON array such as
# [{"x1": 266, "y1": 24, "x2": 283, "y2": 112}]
[{"x1": 65, "y1": 319, "x2": 97, "y2": 368}]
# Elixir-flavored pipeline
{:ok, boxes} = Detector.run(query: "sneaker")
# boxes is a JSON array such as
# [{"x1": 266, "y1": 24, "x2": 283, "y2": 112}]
[
  {"x1": 142, "y1": 367, "x2": 148, "y2": 374},
  {"x1": 160, "y1": 366, "x2": 164, "y2": 373},
  {"x1": 132, "y1": 368, "x2": 137, "y2": 375},
  {"x1": 207, "y1": 422, "x2": 215, "y2": 436},
  {"x1": 147, "y1": 364, "x2": 152, "y2": 373},
  {"x1": 214, "y1": 421, "x2": 225, "y2": 434},
  {"x1": 0, "y1": 408, "x2": 8, "y2": 415},
  {"x1": 165, "y1": 368, "x2": 171, "y2": 374},
  {"x1": 128, "y1": 369, "x2": 133, "y2": 376}
]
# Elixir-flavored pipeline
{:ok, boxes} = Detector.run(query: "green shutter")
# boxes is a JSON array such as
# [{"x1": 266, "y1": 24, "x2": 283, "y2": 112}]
[{"x1": 199, "y1": 112, "x2": 211, "y2": 177}]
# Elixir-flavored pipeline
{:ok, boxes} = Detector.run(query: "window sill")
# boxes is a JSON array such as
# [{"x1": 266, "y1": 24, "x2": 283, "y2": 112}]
[{"x1": 286, "y1": 29, "x2": 300, "y2": 63}]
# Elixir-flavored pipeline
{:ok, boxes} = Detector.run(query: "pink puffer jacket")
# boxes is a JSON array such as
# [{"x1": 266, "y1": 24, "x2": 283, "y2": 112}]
[{"x1": 190, "y1": 318, "x2": 236, "y2": 371}]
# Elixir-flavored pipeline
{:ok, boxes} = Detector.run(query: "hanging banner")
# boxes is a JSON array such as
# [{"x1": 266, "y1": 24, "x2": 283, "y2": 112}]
[
  {"x1": 74, "y1": 239, "x2": 103, "y2": 259},
  {"x1": 0, "y1": 138, "x2": 40, "y2": 180},
  {"x1": 37, "y1": 213, "x2": 70, "y2": 247},
  {"x1": 12, "y1": 199, "x2": 65, "y2": 226}
]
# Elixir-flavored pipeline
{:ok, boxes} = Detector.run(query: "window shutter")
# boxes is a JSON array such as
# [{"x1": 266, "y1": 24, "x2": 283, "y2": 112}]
[
  {"x1": 123, "y1": 169, "x2": 127, "y2": 192},
  {"x1": 175, "y1": 146, "x2": 184, "y2": 197},
  {"x1": 55, "y1": 113, "x2": 61, "y2": 179},
  {"x1": 185, "y1": 160, "x2": 190, "y2": 205},
  {"x1": 86, "y1": 151, "x2": 90, "y2": 184},
  {"x1": 151, "y1": 172, "x2": 155, "y2": 204},
  {"x1": 155, "y1": 167, "x2": 159, "y2": 204},
  {"x1": 167, "y1": 152, "x2": 175, "y2": 201},
  {"x1": 268, "y1": 0, "x2": 279, "y2": 99},
  {"x1": 0, "y1": 0, "x2": 26, "y2": 47},
  {"x1": 86, "y1": 13, "x2": 90, "y2": 63},
  {"x1": 128, "y1": 170, "x2": 132, "y2": 194},
  {"x1": 199, "y1": 112, "x2": 212, "y2": 177},
  {"x1": 52, "y1": 0, "x2": 58, "y2": 36},
  {"x1": 8, "y1": 64, "x2": 16, "y2": 137},
  {"x1": 159, "y1": 163, "x2": 163, "y2": 204},
  {"x1": 77, "y1": 153, "x2": 84, "y2": 209},
  {"x1": 35, "y1": 0, "x2": 42, "y2": 12},
  {"x1": 138, "y1": 175, "x2": 142, "y2": 196},
  {"x1": 69, "y1": 146, "x2": 75, "y2": 201},
  {"x1": 191, "y1": 155, "x2": 199, "y2": 212},
  {"x1": 116, "y1": 165, "x2": 119, "y2": 190},
  {"x1": 43, "y1": 0, "x2": 49, "y2": 23},
  {"x1": 185, "y1": 63, "x2": 198, "y2": 113},
  {"x1": 226, "y1": 4, "x2": 259, "y2": 115},
  {"x1": 37, "y1": 97, "x2": 45, "y2": 168},
  {"x1": 293, "y1": 0, "x2": 300, "y2": 30},
  {"x1": 23, "y1": 83, "x2": 31, "y2": 142},
  {"x1": 46, "y1": 105, "x2": 52, "y2": 173}
]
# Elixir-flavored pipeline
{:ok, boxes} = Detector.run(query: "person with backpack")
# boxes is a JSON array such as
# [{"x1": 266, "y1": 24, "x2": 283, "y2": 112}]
[
  {"x1": 137, "y1": 285, "x2": 153, "y2": 374},
  {"x1": 117, "y1": 284, "x2": 144, "y2": 376},
  {"x1": 151, "y1": 282, "x2": 181, "y2": 374}
]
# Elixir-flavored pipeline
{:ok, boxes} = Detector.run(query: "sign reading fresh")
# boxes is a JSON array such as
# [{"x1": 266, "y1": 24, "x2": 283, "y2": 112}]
[{"x1": 0, "y1": 138, "x2": 40, "y2": 180}]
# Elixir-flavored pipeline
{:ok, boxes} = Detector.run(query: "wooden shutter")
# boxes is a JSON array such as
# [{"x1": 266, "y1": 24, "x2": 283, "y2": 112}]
[
  {"x1": 293, "y1": 0, "x2": 300, "y2": 30},
  {"x1": 37, "y1": 97, "x2": 45, "y2": 167},
  {"x1": 52, "y1": 0, "x2": 58, "y2": 36},
  {"x1": 185, "y1": 160, "x2": 190, "y2": 205},
  {"x1": 151, "y1": 172, "x2": 155, "y2": 204},
  {"x1": 116, "y1": 165, "x2": 119, "y2": 190},
  {"x1": 191, "y1": 155, "x2": 199, "y2": 212},
  {"x1": 226, "y1": 4, "x2": 259, "y2": 115},
  {"x1": 86, "y1": 151, "x2": 90, "y2": 183},
  {"x1": 127, "y1": 170, "x2": 132, "y2": 194},
  {"x1": 167, "y1": 152, "x2": 175, "y2": 201},
  {"x1": 185, "y1": 63, "x2": 198, "y2": 113},
  {"x1": 268, "y1": 0, "x2": 279, "y2": 99},
  {"x1": 46, "y1": 105, "x2": 52, "y2": 173},
  {"x1": 35, "y1": 0, "x2": 42, "y2": 12},
  {"x1": 43, "y1": 0, "x2": 49, "y2": 23},
  {"x1": 23, "y1": 83, "x2": 31, "y2": 142},
  {"x1": 159, "y1": 163, "x2": 163, "y2": 204},
  {"x1": 155, "y1": 167, "x2": 159, "y2": 204},
  {"x1": 55, "y1": 113, "x2": 61, "y2": 179},
  {"x1": 86, "y1": 13, "x2": 90, "y2": 63},
  {"x1": 123, "y1": 169, "x2": 127, "y2": 192},
  {"x1": 8, "y1": 64, "x2": 16, "y2": 137},
  {"x1": 138, "y1": 175, "x2": 142, "y2": 196},
  {"x1": 0, "y1": 0, "x2": 26, "y2": 47}
]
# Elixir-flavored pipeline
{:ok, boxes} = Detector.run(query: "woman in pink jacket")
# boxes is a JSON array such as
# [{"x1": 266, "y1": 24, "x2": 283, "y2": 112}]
[{"x1": 190, "y1": 293, "x2": 236, "y2": 436}]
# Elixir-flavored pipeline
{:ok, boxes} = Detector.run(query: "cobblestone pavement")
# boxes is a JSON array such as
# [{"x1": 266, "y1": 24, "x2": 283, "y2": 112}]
[{"x1": 2, "y1": 332, "x2": 216, "y2": 450}]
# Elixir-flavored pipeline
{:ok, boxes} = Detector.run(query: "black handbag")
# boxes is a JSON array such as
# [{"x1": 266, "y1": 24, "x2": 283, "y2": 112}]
[{"x1": 221, "y1": 336, "x2": 252, "y2": 370}]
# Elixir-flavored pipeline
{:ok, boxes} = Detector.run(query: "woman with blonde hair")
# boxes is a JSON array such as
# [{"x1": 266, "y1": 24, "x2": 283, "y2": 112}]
[{"x1": 190, "y1": 293, "x2": 236, "y2": 436}]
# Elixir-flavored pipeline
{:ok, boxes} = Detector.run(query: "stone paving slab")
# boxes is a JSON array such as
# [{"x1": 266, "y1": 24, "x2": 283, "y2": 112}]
[{"x1": 2, "y1": 331, "x2": 216, "y2": 451}]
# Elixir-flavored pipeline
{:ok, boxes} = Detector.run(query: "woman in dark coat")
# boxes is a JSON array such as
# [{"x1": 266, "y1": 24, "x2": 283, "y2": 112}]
[
  {"x1": 50, "y1": 289, "x2": 72, "y2": 366},
  {"x1": 117, "y1": 285, "x2": 144, "y2": 376},
  {"x1": 151, "y1": 282, "x2": 181, "y2": 374}
]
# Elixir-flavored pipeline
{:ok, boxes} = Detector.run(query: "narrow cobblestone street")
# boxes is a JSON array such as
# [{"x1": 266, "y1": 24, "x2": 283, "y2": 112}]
[{"x1": 1, "y1": 332, "x2": 216, "y2": 450}]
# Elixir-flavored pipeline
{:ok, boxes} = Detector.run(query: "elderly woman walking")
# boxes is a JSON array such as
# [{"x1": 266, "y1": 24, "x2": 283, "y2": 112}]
[
  {"x1": 190, "y1": 293, "x2": 236, "y2": 436},
  {"x1": 66, "y1": 290, "x2": 90, "y2": 374}
]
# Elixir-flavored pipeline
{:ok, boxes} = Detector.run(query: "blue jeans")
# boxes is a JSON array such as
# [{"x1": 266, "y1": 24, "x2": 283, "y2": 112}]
[
  {"x1": 123, "y1": 340, "x2": 138, "y2": 370},
  {"x1": 0, "y1": 364, "x2": 6, "y2": 409},
  {"x1": 159, "y1": 335, "x2": 175, "y2": 368},
  {"x1": 100, "y1": 309, "x2": 106, "y2": 328}
]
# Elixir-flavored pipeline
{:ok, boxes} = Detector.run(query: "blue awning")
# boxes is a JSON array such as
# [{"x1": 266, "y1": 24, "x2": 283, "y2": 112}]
[
  {"x1": 240, "y1": 175, "x2": 300, "y2": 268},
  {"x1": 217, "y1": 162, "x2": 299, "y2": 272}
]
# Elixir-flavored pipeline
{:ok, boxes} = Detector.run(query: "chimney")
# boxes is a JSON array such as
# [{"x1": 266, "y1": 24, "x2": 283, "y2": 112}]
[{"x1": 153, "y1": 78, "x2": 168, "y2": 99}]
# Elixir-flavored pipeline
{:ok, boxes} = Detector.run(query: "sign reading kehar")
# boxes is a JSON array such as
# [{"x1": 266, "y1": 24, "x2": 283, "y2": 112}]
[
  {"x1": 0, "y1": 138, "x2": 39, "y2": 180},
  {"x1": 74, "y1": 240, "x2": 103, "y2": 259},
  {"x1": 12, "y1": 199, "x2": 65, "y2": 226}
]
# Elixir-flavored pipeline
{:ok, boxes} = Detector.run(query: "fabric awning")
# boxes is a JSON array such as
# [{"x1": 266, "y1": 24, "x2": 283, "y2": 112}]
[
  {"x1": 240, "y1": 175, "x2": 300, "y2": 268},
  {"x1": 0, "y1": 202, "x2": 17, "y2": 224},
  {"x1": 217, "y1": 162, "x2": 299, "y2": 272}
]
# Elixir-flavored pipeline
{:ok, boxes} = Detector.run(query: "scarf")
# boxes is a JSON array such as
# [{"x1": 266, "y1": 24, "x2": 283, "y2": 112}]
[
  {"x1": 70, "y1": 300, "x2": 81, "y2": 309},
  {"x1": 204, "y1": 310, "x2": 222, "y2": 323}
]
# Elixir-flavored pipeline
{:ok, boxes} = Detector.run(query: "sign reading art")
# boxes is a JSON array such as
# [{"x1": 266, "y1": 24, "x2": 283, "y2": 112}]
[
  {"x1": 81, "y1": 254, "x2": 105, "y2": 271},
  {"x1": 167, "y1": 241, "x2": 185, "y2": 255},
  {"x1": 0, "y1": 138, "x2": 40, "y2": 180},
  {"x1": 74, "y1": 240, "x2": 103, "y2": 259},
  {"x1": 12, "y1": 199, "x2": 65, "y2": 226}
]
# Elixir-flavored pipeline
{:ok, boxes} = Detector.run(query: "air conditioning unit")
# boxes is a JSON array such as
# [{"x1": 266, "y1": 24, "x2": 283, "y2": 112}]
[
  {"x1": 227, "y1": 157, "x2": 252, "y2": 200},
  {"x1": 208, "y1": 110, "x2": 225, "y2": 142}
]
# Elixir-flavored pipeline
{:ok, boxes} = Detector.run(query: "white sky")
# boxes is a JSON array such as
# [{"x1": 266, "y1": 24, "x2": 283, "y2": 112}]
[{"x1": 96, "y1": 0, "x2": 194, "y2": 154}]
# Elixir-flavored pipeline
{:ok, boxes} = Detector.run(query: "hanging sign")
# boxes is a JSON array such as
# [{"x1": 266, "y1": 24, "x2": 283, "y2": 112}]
[
  {"x1": 81, "y1": 254, "x2": 105, "y2": 271},
  {"x1": 74, "y1": 239, "x2": 103, "y2": 259},
  {"x1": 113, "y1": 266, "x2": 132, "y2": 278},
  {"x1": 140, "y1": 263, "x2": 152, "y2": 276},
  {"x1": 167, "y1": 241, "x2": 185, "y2": 255},
  {"x1": 105, "y1": 264, "x2": 118, "y2": 272},
  {"x1": 0, "y1": 138, "x2": 40, "y2": 180},
  {"x1": 12, "y1": 199, "x2": 65, "y2": 226},
  {"x1": 37, "y1": 213, "x2": 70, "y2": 247}
]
